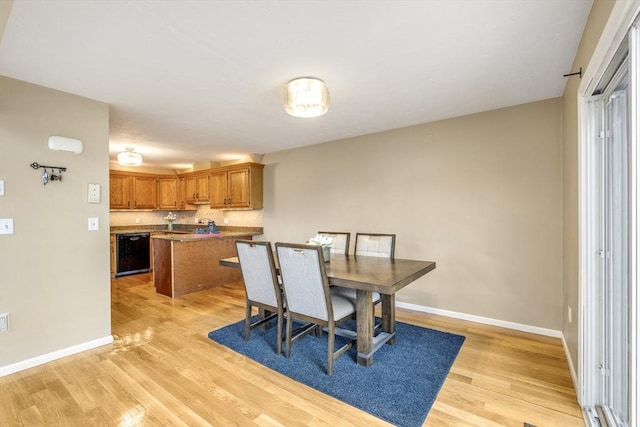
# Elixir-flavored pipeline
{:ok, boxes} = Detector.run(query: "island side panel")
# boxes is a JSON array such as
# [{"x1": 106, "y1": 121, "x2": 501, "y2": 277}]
[
  {"x1": 171, "y1": 236, "x2": 247, "y2": 297},
  {"x1": 153, "y1": 239, "x2": 174, "y2": 297}
]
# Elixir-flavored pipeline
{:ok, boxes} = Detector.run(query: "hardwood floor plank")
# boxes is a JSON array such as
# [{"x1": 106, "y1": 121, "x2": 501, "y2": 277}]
[{"x1": 0, "y1": 273, "x2": 583, "y2": 426}]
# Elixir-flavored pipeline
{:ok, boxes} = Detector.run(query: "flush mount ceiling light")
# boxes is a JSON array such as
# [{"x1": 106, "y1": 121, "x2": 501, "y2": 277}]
[
  {"x1": 283, "y1": 77, "x2": 330, "y2": 118},
  {"x1": 117, "y1": 147, "x2": 143, "y2": 167}
]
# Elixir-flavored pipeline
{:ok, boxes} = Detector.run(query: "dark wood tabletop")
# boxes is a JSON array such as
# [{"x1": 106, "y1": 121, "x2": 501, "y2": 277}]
[{"x1": 219, "y1": 253, "x2": 436, "y2": 294}]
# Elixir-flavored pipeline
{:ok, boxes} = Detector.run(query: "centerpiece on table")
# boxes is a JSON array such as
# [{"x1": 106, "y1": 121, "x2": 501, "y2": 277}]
[
  {"x1": 307, "y1": 234, "x2": 334, "y2": 262},
  {"x1": 164, "y1": 212, "x2": 177, "y2": 231}
]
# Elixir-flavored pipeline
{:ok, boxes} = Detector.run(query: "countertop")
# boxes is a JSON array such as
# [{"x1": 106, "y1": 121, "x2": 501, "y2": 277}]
[
  {"x1": 111, "y1": 225, "x2": 263, "y2": 236},
  {"x1": 150, "y1": 231, "x2": 259, "y2": 242}
]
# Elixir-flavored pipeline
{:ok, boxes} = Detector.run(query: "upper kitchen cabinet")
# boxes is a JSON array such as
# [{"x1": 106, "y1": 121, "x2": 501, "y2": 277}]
[
  {"x1": 110, "y1": 173, "x2": 132, "y2": 209},
  {"x1": 132, "y1": 175, "x2": 157, "y2": 209},
  {"x1": 210, "y1": 163, "x2": 264, "y2": 209},
  {"x1": 184, "y1": 172, "x2": 209, "y2": 204},
  {"x1": 177, "y1": 177, "x2": 194, "y2": 210},
  {"x1": 157, "y1": 176, "x2": 178, "y2": 210},
  {"x1": 109, "y1": 171, "x2": 157, "y2": 210}
]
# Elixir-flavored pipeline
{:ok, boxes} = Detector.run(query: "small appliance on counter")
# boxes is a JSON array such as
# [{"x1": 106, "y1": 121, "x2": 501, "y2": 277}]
[{"x1": 195, "y1": 220, "x2": 220, "y2": 234}]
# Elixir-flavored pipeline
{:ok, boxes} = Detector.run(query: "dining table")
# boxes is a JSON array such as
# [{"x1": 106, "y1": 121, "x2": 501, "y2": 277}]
[{"x1": 219, "y1": 252, "x2": 436, "y2": 367}]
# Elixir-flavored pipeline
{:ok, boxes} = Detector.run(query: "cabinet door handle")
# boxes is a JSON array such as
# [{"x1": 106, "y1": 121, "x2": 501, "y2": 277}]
[{"x1": 134, "y1": 200, "x2": 137, "y2": 208}]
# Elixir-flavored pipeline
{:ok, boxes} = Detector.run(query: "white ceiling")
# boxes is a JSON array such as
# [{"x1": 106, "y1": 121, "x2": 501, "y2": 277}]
[{"x1": 0, "y1": 0, "x2": 593, "y2": 169}]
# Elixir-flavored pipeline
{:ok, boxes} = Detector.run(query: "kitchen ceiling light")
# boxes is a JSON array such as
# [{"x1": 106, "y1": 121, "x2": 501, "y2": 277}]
[
  {"x1": 117, "y1": 147, "x2": 143, "y2": 167},
  {"x1": 283, "y1": 77, "x2": 330, "y2": 118}
]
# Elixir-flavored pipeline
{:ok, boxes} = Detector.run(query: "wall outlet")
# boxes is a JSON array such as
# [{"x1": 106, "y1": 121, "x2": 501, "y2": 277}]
[
  {"x1": 0, "y1": 179, "x2": 4, "y2": 195},
  {"x1": 0, "y1": 313, "x2": 9, "y2": 333},
  {"x1": 0, "y1": 218, "x2": 14, "y2": 235},
  {"x1": 223, "y1": 217, "x2": 229, "y2": 224},
  {"x1": 568, "y1": 306, "x2": 572, "y2": 323},
  {"x1": 135, "y1": 218, "x2": 140, "y2": 224},
  {"x1": 88, "y1": 217, "x2": 99, "y2": 231}
]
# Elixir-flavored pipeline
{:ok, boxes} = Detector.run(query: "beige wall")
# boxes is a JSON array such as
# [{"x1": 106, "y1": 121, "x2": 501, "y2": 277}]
[
  {"x1": 0, "y1": 77, "x2": 111, "y2": 369},
  {"x1": 263, "y1": 98, "x2": 563, "y2": 329},
  {"x1": 561, "y1": 0, "x2": 615, "y2": 372}
]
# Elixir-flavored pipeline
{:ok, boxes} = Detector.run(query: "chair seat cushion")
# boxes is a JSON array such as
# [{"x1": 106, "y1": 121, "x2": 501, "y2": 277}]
[{"x1": 329, "y1": 293, "x2": 357, "y2": 320}]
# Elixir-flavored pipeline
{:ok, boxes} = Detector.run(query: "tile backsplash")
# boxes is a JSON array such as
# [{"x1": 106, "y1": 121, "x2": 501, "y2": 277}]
[{"x1": 110, "y1": 208, "x2": 263, "y2": 227}]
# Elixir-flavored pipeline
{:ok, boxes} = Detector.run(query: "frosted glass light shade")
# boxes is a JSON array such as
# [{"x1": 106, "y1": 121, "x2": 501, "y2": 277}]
[
  {"x1": 283, "y1": 77, "x2": 330, "y2": 118},
  {"x1": 117, "y1": 148, "x2": 143, "y2": 166}
]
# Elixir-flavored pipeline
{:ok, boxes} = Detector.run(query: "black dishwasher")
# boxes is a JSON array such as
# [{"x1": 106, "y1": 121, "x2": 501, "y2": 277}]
[{"x1": 116, "y1": 233, "x2": 150, "y2": 277}]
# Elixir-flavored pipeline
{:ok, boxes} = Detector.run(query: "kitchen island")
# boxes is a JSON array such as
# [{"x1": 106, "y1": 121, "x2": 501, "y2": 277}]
[{"x1": 152, "y1": 231, "x2": 259, "y2": 298}]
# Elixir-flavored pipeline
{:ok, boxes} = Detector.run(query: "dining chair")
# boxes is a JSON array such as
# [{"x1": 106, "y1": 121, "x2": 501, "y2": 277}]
[
  {"x1": 328, "y1": 231, "x2": 381, "y2": 304},
  {"x1": 275, "y1": 242, "x2": 357, "y2": 376},
  {"x1": 235, "y1": 240, "x2": 285, "y2": 355},
  {"x1": 354, "y1": 233, "x2": 396, "y2": 258},
  {"x1": 317, "y1": 231, "x2": 350, "y2": 255},
  {"x1": 351, "y1": 233, "x2": 395, "y2": 318}
]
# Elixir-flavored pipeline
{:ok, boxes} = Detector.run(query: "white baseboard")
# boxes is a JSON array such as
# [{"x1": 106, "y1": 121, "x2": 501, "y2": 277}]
[
  {"x1": 561, "y1": 334, "x2": 580, "y2": 401},
  {"x1": 395, "y1": 301, "x2": 563, "y2": 338},
  {"x1": 0, "y1": 335, "x2": 114, "y2": 377}
]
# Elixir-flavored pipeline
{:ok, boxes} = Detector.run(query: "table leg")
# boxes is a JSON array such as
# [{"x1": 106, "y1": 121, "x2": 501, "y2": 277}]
[
  {"x1": 381, "y1": 293, "x2": 396, "y2": 345},
  {"x1": 356, "y1": 289, "x2": 374, "y2": 367}
]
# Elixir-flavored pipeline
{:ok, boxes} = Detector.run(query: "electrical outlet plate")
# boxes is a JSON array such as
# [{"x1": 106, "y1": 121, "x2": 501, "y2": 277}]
[
  {"x1": 0, "y1": 218, "x2": 14, "y2": 235},
  {"x1": 88, "y1": 217, "x2": 99, "y2": 231},
  {"x1": 0, "y1": 180, "x2": 4, "y2": 196}
]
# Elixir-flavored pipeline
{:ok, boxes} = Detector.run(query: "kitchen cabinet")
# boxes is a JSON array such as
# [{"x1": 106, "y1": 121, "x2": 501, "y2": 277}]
[
  {"x1": 177, "y1": 177, "x2": 193, "y2": 210},
  {"x1": 109, "y1": 173, "x2": 132, "y2": 209},
  {"x1": 109, "y1": 171, "x2": 157, "y2": 209},
  {"x1": 185, "y1": 172, "x2": 209, "y2": 203},
  {"x1": 157, "y1": 177, "x2": 178, "y2": 210},
  {"x1": 132, "y1": 176, "x2": 157, "y2": 209},
  {"x1": 110, "y1": 235, "x2": 116, "y2": 278},
  {"x1": 152, "y1": 233, "x2": 250, "y2": 298},
  {"x1": 149, "y1": 231, "x2": 165, "y2": 272},
  {"x1": 210, "y1": 163, "x2": 264, "y2": 209},
  {"x1": 109, "y1": 162, "x2": 263, "y2": 210}
]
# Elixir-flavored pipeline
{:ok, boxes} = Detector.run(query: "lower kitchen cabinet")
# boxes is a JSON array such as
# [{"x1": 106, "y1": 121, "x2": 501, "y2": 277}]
[{"x1": 110, "y1": 235, "x2": 116, "y2": 278}]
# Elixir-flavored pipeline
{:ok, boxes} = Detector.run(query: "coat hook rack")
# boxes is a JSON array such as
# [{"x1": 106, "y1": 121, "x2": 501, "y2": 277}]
[
  {"x1": 563, "y1": 67, "x2": 582, "y2": 78},
  {"x1": 30, "y1": 162, "x2": 67, "y2": 186}
]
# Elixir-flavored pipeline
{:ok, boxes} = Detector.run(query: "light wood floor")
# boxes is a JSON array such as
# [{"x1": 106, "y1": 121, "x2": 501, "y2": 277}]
[{"x1": 1, "y1": 273, "x2": 584, "y2": 426}]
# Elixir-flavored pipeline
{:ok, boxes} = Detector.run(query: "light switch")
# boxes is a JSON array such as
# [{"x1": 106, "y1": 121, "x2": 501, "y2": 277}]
[
  {"x1": 88, "y1": 183, "x2": 101, "y2": 203},
  {"x1": 88, "y1": 217, "x2": 99, "y2": 231},
  {"x1": 0, "y1": 180, "x2": 4, "y2": 196},
  {"x1": 0, "y1": 219, "x2": 14, "y2": 235}
]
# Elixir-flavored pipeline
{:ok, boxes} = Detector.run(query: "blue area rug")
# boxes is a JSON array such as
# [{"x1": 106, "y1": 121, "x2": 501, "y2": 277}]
[{"x1": 208, "y1": 317, "x2": 465, "y2": 427}]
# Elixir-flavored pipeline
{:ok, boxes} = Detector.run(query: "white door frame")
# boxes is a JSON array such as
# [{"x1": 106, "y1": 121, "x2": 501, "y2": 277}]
[{"x1": 578, "y1": 2, "x2": 640, "y2": 426}]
